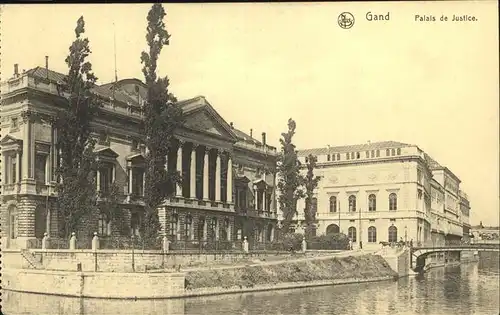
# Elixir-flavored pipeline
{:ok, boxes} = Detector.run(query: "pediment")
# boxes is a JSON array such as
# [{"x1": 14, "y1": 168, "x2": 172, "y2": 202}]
[
  {"x1": 95, "y1": 146, "x2": 119, "y2": 159},
  {"x1": 0, "y1": 134, "x2": 23, "y2": 147},
  {"x1": 182, "y1": 100, "x2": 238, "y2": 142}
]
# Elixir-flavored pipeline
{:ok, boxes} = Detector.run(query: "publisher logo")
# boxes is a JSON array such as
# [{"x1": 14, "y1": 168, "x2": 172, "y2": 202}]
[{"x1": 338, "y1": 12, "x2": 355, "y2": 29}]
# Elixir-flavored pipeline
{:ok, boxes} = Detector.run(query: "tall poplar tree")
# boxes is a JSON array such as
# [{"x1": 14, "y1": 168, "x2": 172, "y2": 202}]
[
  {"x1": 140, "y1": 4, "x2": 184, "y2": 244},
  {"x1": 303, "y1": 154, "x2": 321, "y2": 238},
  {"x1": 54, "y1": 16, "x2": 101, "y2": 238},
  {"x1": 277, "y1": 118, "x2": 304, "y2": 235}
]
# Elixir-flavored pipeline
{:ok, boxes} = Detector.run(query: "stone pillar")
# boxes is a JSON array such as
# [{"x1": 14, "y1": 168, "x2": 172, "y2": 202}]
[
  {"x1": 96, "y1": 169, "x2": 101, "y2": 192},
  {"x1": 262, "y1": 187, "x2": 266, "y2": 211},
  {"x1": 15, "y1": 151, "x2": 21, "y2": 183},
  {"x1": 176, "y1": 142, "x2": 183, "y2": 197},
  {"x1": 227, "y1": 156, "x2": 233, "y2": 203},
  {"x1": 243, "y1": 236, "x2": 249, "y2": 253},
  {"x1": 302, "y1": 236, "x2": 307, "y2": 253},
  {"x1": 128, "y1": 167, "x2": 133, "y2": 195},
  {"x1": 42, "y1": 233, "x2": 49, "y2": 250},
  {"x1": 69, "y1": 232, "x2": 76, "y2": 250},
  {"x1": 22, "y1": 116, "x2": 31, "y2": 179},
  {"x1": 163, "y1": 235, "x2": 170, "y2": 253},
  {"x1": 46, "y1": 205, "x2": 51, "y2": 237},
  {"x1": 215, "y1": 218, "x2": 220, "y2": 240},
  {"x1": 215, "y1": 151, "x2": 221, "y2": 201},
  {"x1": 270, "y1": 226, "x2": 274, "y2": 242},
  {"x1": 203, "y1": 148, "x2": 209, "y2": 200},
  {"x1": 203, "y1": 220, "x2": 208, "y2": 241},
  {"x1": 92, "y1": 232, "x2": 99, "y2": 251},
  {"x1": 190, "y1": 144, "x2": 197, "y2": 199},
  {"x1": 253, "y1": 186, "x2": 258, "y2": 210}
]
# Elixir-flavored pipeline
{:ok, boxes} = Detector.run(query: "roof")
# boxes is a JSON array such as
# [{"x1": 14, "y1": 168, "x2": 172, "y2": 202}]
[
  {"x1": 232, "y1": 128, "x2": 262, "y2": 145},
  {"x1": 25, "y1": 67, "x2": 142, "y2": 107},
  {"x1": 298, "y1": 141, "x2": 410, "y2": 156}
]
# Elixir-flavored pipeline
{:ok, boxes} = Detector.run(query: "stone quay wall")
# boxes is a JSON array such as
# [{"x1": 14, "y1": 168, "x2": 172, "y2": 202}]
[{"x1": 2, "y1": 249, "x2": 301, "y2": 273}]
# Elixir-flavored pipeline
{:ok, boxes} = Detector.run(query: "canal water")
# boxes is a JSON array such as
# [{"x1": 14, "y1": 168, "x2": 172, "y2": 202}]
[{"x1": 3, "y1": 255, "x2": 499, "y2": 315}]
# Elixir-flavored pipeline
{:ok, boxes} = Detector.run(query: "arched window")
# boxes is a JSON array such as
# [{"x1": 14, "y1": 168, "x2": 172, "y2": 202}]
[
  {"x1": 337, "y1": 154, "x2": 341, "y2": 160},
  {"x1": 348, "y1": 226, "x2": 357, "y2": 242},
  {"x1": 329, "y1": 196, "x2": 337, "y2": 213},
  {"x1": 346, "y1": 153, "x2": 350, "y2": 160},
  {"x1": 397, "y1": 148, "x2": 401, "y2": 155},
  {"x1": 389, "y1": 193, "x2": 398, "y2": 210},
  {"x1": 348, "y1": 195, "x2": 357, "y2": 212},
  {"x1": 388, "y1": 226, "x2": 398, "y2": 243},
  {"x1": 391, "y1": 149, "x2": 396, "y2": 156},
  {"x1": 368, "y1": 194, "x2": 377, "y2": 211},
  {"x1": 376, "y1": 150, "x2": 380, "y2": 157},
  {"x1": 386, "y1": 149, "x2": 390, "y2": 156},
  {"x1": 351, "y1": 152, "x2": 355, "y2": 159},
  {"x1": 368, "y1": 226, "x2": 377, "y2": 243},
  {"x1": 326, "y1": 224, "x2": 340, "y2": 235}
]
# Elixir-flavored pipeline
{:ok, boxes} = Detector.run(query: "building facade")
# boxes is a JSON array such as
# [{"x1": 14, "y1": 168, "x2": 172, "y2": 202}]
[
  {"x1": 292, "y1": 141, "x2": 471, "y2": 250},
  {"x1": 0, "y1": 64, "x2": 278, "y2": 249}
]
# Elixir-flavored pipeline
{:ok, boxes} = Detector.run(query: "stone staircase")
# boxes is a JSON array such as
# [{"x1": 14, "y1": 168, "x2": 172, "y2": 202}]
[{"x1": 20, "y1": 249, "x2": 44, "y2": 269}]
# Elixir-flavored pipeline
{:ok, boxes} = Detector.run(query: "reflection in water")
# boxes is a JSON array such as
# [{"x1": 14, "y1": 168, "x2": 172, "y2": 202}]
[{"x1": 3, "y1": 261, "x2": 499, "y2": 315}]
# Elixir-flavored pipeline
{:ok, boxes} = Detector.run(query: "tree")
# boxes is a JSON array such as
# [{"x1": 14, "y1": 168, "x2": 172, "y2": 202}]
[
  {"x1": 303, "y1": 154, "x2": 321, "y2": 238},
  {"x1": 277, "y1": 118, "x2": 304, "y2": 235},
  {"x1": 140, "y1": 4, "x2": 184, "y2": 244},
  {"x1": 54, "y1": 16, "x2": 101, "y2": 238}
]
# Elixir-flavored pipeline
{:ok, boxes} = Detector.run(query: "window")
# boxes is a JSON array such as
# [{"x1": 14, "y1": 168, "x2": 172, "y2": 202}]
[
  {"x1": 305, "y1": 157, "x2": 309, "y2": 163},
  {"x1": 131, "y1": 167, "x2": 145, "y2": 196},
  {"x1": 170, "y1": 213, "x2": 179, "y2": 240},
  {"x1": 329, "y1": 196, "x2": 337, "y2": 213},
  {"x1": 356, "y1": 152, "x2": 360, "y2": 159},
  {"x1": 389, "y1": 193, "x2": 398, "y2": 210},
  {"x1": 99, "y1": 164, "x2": 114, "y2": 194},
  {"x1": 368, "y1": 226, "x2": 377, "y2": 243},
  {"x1": 388, "y1": 226, "x2": 398, "y2": 243},
  {"x1": 98, "y1": 213, "x2": 111, "y2": 236},
  {"x1": 348, "y1": 195, "x2": 357, "y2": 212},
  {"x1": 348, "y1": 226, "x2": 357, "y2": 242},
  {"x1": 351, "y1": 152, "x2": 355, "y2": 159},
  {"x1": 346, "y1": 153, "x2": 350, "y2": 160},
  {"x1": 210, "y1": 217, "x2": 217, "y2": 240},
  {"x1": 198, "y1": 217, "x2": 205, "y2": 240},
  {"x1": 6, "y1": 154, "x2": 17, "y2": 184},
  {"x1": 368, "y1": 194, "x2": 377, "y2": 211},
  {"x1": 332, "y1": 154, "x2": 336, "y2": 161},
  {"x1": 386, "y1": 149, "x2": 390, "y2": 156},
  {"x1": 371, "y1": 150, "x2": 375, "y2": 158},
  {"x1": 336, "y1": 154, "x2": 340, "y2": 161},
  {"x1": 376, "y1": 150, "x2": 380, "y2": 157},
  {"x1": 397, "y1": 148, "x2": 401, "y2": 155},
  {"x1": 185, "y1": 215, "x2": 193, "y2": 240},
  {"x1": 131, "y1": 139, "x2": 139, "y2": 151},
  {"x1": 35, "y1": 153, "x2": 47, "y2": 183},
  {"x1": 130, "y1": 212, "x2": 141, "y2": 236},
  {"x1": 391, "y1": 149, "x2": 396, "y2": 156}
]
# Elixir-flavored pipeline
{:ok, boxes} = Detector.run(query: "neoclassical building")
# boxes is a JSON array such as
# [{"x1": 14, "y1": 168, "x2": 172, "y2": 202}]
[
  {"x1": 293, "y1": 141, "x2": 471, "y2": 250},
  {"x1": 1, "y1": 63, "x2": 278, "y2": 249}
]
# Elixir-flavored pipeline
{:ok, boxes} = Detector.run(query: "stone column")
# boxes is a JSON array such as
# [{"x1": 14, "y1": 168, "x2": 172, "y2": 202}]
[
  {"x1": 227, "y1": 155, "x2": 233, "y2": 203},
  {"x1": 203, "y1": 147, "x2": 210, "y2": 200},
  {"x1": 176, "y1": 142, "x2": 183, "y2": 197},
  {"x1": 190, "y1": 144, "x2": 197, "y2": 199},
  {"x1": 253, "y1": 185, "x2": 258, "y2": 210},
  {"x1": 128, "y1": 167, "x2": 133, "y2": 195},
  {"x1": 215, "y1": 150, "x2": 221, "y2": 201},
  {"x1": 15, "y1": 150, "x2": 21, "y2": 183},
  {"x1": 262, "y1": 187, "x2": 266, "y2": 211},
  {"x1": 22, "y1": 116, "x2": 31, "y2": 179},
  {"x1": 96, "y1": 169, "x2": 101, "y2": 192},
  {"x1": 203, "y1": 219, "x2": 208, "y2": 241}
]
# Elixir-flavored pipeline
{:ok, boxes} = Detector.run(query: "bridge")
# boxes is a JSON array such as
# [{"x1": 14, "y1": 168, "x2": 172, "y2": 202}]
[{"x1": 410, "y1": 243, "x2": 500, "y2": 273}]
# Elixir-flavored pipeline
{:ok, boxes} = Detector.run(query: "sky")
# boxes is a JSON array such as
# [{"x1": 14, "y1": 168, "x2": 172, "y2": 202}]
[{"x1": 1, "y1": 2, "x2": 498, "y2": 226}]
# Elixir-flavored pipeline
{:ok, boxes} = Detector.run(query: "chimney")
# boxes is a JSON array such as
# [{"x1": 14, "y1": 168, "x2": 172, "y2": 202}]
[
  {"x1": 262, "y1": 132, "x2": 266, "y2": 146},
  {"x1": 45, "y1": 56, "x2": 49, "y2": 79},
  {"x1": 250, "y1": 129, "x2": 253, "y2": 138},
  {"x1": 230, "y1": 122, "x2": 233, "y2": 129},
  {"x1": 14, "y1": 64, "x2": 19, "y2": 77}
]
